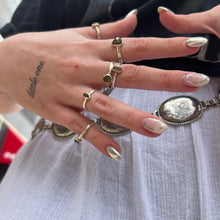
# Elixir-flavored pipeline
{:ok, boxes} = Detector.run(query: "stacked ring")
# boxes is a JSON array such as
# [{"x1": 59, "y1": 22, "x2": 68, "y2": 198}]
[
  {"x1": 103, "y1": 62, "x2": 114, "y2": 85},
  {"x1": 102, "y1": 62, "x2": 122, "y2": 95},
  {"x1": 112, "y1": 37, "x2": 124, "y2": 64},
  {"x1": 111, "y1": 62, "x2": 122, "y2": 88},
  {"x1": 92, "y1": 22, "x2": 101, "y2": 39}
]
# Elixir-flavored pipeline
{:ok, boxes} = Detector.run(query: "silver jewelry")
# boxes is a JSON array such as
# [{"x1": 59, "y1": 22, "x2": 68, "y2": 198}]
[
  {"x1": 102, "y1": 63, "x2": 122, "y2": 96},
  {"x1": 112, "y1": 37, "x2": 124, "y2": 64},
  {"x1": 103, "y1": 62, "x2": 114, "y2": 85},
  {"x1": 83, "y1": 90, "x2": 95, "y2": 111},
  {"x1": 32, "y1": 89, "x2": 219, "y2": 139},
  {"x1": 96, "y1": 118, "x2": 130, "y2": 136},
  {"x1": 153, "y1": 88, "x2": 220, "y2": 126},
  {"x1": 31, "y1": 118, "x2": 75, "y2": 139},
  {"x1": 74, "y1": 121, "x2": 94, "y2": 143}
]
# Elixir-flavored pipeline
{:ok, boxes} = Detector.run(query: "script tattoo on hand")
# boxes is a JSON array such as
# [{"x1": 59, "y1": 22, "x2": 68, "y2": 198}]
[{"x1": 26, "y1": 61, "x2": 45, "y2": 98}]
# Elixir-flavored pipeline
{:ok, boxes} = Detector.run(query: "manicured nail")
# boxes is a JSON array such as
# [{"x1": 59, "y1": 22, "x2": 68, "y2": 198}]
[
  {"x1": 183, "y1": 73, "x2": 210, "y2": 87},
  {"x1": 185, "y1": 37, "x2": 208, "y2": 47},
  {"x1": 106, "y1": 146, "x2": 121, "y2": 161},
  {"x1": 142, "y1": 118, "x2": 168, "y2": 134},
  {"x1": 157, "y1": 6, "x2": 174, "y2": 14},
  {"x1": 125, "y1": 9, "x2": 138, "y2": 18}
]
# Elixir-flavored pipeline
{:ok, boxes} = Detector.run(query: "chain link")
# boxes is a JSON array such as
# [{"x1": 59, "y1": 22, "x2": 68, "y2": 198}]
[{"x1": 201, "y1": 98, "x2": 220, "y2": 109}]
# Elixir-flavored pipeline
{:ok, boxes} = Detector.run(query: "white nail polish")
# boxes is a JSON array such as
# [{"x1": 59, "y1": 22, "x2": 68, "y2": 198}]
[
  {"x1": 185, "y1": 37, "x2": 208, "y2": 47},
  {"x1": 157, "y1": 6, "x2": 174, "y2": 14},
  {"x1": 183, "y1": 73, "x2": 210, "y2": 87},
  {"x1": 142, "y1": 118, "x2": 168, "y2": 134},
  {"x1": 106, "y1": 146, "x2": 121, "y2": 161},
  {"x1": 125, "y1": 9, "x2": 138, "y2": 18}
]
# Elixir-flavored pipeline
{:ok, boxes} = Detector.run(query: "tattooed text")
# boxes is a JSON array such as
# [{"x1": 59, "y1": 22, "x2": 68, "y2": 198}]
[{"x1": 26, "y1": 61, "x2": 45, "y2": 98}]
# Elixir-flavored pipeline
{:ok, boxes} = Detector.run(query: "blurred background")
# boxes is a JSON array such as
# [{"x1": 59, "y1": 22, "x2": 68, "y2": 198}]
[
  {"x1": 0, "y1": 0, "x2": 37, "y2": 140},
  {"x1": 0, "y1": 0, "x2": 21, "y2": 27}
]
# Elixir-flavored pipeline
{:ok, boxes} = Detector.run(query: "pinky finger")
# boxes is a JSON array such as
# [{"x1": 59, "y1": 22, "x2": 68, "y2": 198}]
[{"x1": 58, "y1": 106, "x2": 122, "y2": 161}]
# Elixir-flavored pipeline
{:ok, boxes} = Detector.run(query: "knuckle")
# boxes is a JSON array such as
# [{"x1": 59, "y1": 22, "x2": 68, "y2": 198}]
[
  {"x1": 126, "y1": 111, "x2": 136, "y2": 127},
  {"x1": 91, "y1": 127, "x2": 104, "y2": 142},
  {"x1": 166, "y1": 38, "x2": 177, "y2": 50},
  {"x1": 132, "y1": 38, "x2": 150, "y2": 53},
  {"x1": 93, "y1": 95, "x2": 112, "y2": 116},
  {"x1": 121, "y1": 65, "x2": 139, "y2": 83},
  {"x1": 160, "y1": 71, "x2": 172, "y2": 88},
  {"x1": 111, "y1": 21, "x2": 123, "y2": 38},
  {"x1": 69, "y1": 119, "x2": 87, "y2": 134}
]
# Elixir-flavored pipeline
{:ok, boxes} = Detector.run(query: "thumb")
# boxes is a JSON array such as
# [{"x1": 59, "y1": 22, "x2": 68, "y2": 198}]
[
  {"x1": 157, "y1": 6, "x2": 220, "y2": 38},
  {"x1": 78, "y1": 9, "x2": 138, "y2": 39}
]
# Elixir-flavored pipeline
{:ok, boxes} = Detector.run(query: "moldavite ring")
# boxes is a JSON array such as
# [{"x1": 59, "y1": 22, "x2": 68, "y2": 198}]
[
  {"x1": 83, "y1": 89, "x2": 95, "y2": 111},
  {"x1": 103, "y1": 62, "x2": 114, "y2": 85},
  {"x1": 111, "y1": 62, "x2": 122, "y2": 88},
  {"x1": 92, "y1": 22, "x2": 101, "y2": 39},
  {"x1": 103, "y1": 62, "x2": 122, "y2": 90},
  {"x1": 112, "y1": 37, "x2": 124, "y2": 64},
  {"x1": 102, "y1": 62, "x2": 122, "y2": 96}
]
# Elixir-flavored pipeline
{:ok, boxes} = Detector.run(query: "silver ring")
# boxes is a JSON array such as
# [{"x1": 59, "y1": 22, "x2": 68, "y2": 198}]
[
  {"x1": 74, "y1": 121, "x2": 94, "y2": 143},
  {"x1": 112, "y1": 37, "x2": 124, "y2": 64},
  {"x1": 83, "y1": 90, "x2": 95, "y2": 111}
]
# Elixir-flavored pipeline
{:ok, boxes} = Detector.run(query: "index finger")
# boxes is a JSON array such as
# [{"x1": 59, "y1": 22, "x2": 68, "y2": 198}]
[{"x1": 76, "y1": 12, "x2": 138, "y2": 39}]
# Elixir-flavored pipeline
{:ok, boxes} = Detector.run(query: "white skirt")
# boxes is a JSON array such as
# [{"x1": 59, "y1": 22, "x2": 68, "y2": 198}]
[{"x1": 0, "y1": 78, "x2": 219, "y2": 220}]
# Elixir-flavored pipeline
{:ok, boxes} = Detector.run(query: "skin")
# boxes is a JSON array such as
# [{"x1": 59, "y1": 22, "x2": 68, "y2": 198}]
[
  {"x1": 159, "y1": 5, "x2": 220, "y2": 38},
  {"x1": 0, "y1": 6, "x2": 219, "y2": 159}
]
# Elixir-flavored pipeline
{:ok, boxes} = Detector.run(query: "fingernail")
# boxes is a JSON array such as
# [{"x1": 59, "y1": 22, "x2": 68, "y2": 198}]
[
  {"x1": 185, "y1": 37, "x2": 208, "y2": 47},
  {"x1": 183, "y1": 73, "x2": 210, "y2": 87},
  {"x1": 142, "y1": 118, "x2": 168, "y2": 134},
  {"x1": 106, "y1": 146, "x2": 121, "y2": 161},
  {"x1": 125, "y1": 9, "x2": 138, "y2": 18},
  {"x1": 157, "y1": 6, "x2": 174, "y2": 14}
]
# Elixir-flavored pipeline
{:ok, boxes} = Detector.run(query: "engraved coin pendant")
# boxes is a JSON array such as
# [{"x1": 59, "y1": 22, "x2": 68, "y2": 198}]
[
  {"x1": 96, "y1": 118, "x2": 131, "y2": 136},
  {"x1": 153, "y1": 96, "x2": 203, "y2": 125}
]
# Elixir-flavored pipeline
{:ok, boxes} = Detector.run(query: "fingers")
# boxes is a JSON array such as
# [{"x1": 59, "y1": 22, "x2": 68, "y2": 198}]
[
  {"x1": 53, "y1": 105, "x2": 122, "y2": 161},
  {"x1": 96, "y1": 62, "x2": 210, "y2": 91},
  {"x1": 116, "y1": 64, "x2": 210, "y2": 92},
  {"x1": 76, "y1": 10, "x2": 138, "y2": 39},
  {"x1": 65, "y1": 87, "x2": 168, "y2": 138},
  {"x1": 97, "y1": 36, "x2": 206, "y2": 63},
  {"x1": 158, "y1": 5, "x2": 220, "y2": 38},
  {"x1": 58, "y1": 60, "x2": 209, "y2": 102}
]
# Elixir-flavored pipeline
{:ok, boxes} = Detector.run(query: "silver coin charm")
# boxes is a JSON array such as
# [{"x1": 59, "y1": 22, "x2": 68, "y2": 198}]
[
  {"x1": 153, "y1": 96, "x2": 203, "y2": 125},
  {"x1": 153, "y1": 88, "x2": 220, "y2": 126},
  {"x1": 31, "y1": 118, "x2": 46, "y2": 139},
  {"x1": 52, "y1": 124, "x2": 75, "y2": 137},
  {"x1": 96, "y1": 118, "x2": 131, "y2": 136}
]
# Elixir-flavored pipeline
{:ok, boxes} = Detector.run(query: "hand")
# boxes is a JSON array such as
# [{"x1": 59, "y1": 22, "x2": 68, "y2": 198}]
[
  {"x1": 0, "y1": 91, "x2": 22, "y2": 113},
  {"x1": 0, "y1": 12, "x2": 209, "y2": 160},
  {"x1": 158, "y1": 5, "x2": 220, "y2": 38}
]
